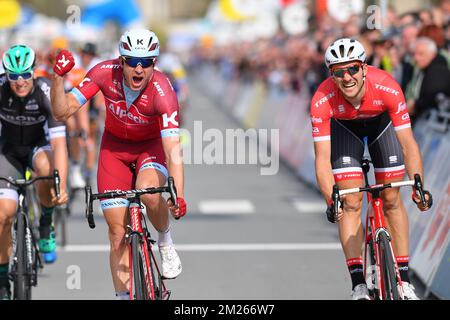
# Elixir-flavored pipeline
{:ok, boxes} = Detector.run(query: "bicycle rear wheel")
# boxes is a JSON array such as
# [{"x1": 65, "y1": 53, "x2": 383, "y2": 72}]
[
  {"x1": 378, "y1": 231, "x2": 400, "y2": 300},
  {"x1": 130, "y1": 234, "x2": 149, "y2": 300},
  {"x1": 14, "y1": 213, "x2": 32, "y2": 300}
]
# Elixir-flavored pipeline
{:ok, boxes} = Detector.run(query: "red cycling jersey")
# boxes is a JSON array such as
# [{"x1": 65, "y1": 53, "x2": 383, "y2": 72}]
[
  {"x1": 310, "y1": 66, "x2": 411, "y2": 142},
  {"x1": 70, "y1": 58, "x2": 180, "y2": 141}
]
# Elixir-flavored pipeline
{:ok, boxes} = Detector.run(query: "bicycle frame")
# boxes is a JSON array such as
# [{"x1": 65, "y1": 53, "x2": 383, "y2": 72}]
[
  {"x1": 363, "y1": 187, "x2": 403, "y2": 300},
  {"x1": 335, "y1": 160, "x2": 423, "y2": 300},
  {"x1": 0, "y1": 170, "x2": 60, "y2": 300},
  {"x1": 85, "y1": 175, "x2": 177, "y2": 300}
]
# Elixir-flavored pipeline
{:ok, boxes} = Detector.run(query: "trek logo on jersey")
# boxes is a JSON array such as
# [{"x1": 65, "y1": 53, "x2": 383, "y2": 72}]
[
  {"x1": 314, "y1": 92, "x2": 335, "y2": 108},
  {"x1": 396, "y1": 102, "x2": 407, "y2": 114},
  {"x1": 162, "y1": 111, "x2": 178, "y2": 128},
  {"x1": 153, "y1": 81, "x2": 165, "y2": 97},
  {"x1": 375, "y1": 84, "x2": 399, "y2": 96},
  {"x1": 108, "y1": 104, "x2": 149, "y2": 124}
]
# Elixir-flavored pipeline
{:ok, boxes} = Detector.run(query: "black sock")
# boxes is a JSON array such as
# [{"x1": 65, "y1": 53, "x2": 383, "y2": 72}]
[
  {"x1": 0, "y1": 264, "x2": 9, "y2": 286},
  {"x1": 39, "y1": 206, "x2": 54, "y2": 226},
  {"x1": 397, "y1": 256, "x2": 410, "y2": 283},
  {"x1": 347, "y1": 258, "x2": 365, "y2": 290}
]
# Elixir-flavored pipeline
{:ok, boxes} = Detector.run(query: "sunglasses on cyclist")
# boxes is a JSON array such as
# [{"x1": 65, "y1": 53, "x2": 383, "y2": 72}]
[
  {"x1": 122, "y1": 56, "x2": 155, "y2": 68},
  {"x1": 331, "y1": 64, "x2": 361, "y2": 78},
  {"x1": 6, "y1": 71, "x2": 34, "y2": 81}
]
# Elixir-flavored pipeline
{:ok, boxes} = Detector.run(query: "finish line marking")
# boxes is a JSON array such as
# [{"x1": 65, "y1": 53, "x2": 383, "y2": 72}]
[{"x1": 60, "y1": 243, "x2": 341, "y2": 252}]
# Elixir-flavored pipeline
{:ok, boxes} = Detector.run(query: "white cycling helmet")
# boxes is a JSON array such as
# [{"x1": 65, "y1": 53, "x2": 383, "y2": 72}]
[
  {"x1": 325, "y1": 38, "x2": 366, "y2": 68},
  {"x1": 119, "y1": 29, "x2": 160, "y2": 58}
]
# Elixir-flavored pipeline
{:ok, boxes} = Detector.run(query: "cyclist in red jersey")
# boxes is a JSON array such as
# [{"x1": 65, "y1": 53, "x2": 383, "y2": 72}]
[
  {"x1": 310, "y1": 38, "x2": 432, "y2": 300},
  {"x1": 49, "y1": 29, "x2": 186, "y2": 300}
]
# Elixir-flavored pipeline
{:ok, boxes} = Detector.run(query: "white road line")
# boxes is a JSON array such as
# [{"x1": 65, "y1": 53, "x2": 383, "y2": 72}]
[
  {"x1": 198, "y1": 200, "x2": 255, "y2": 214},
  {"x1": 293, "y1": 200, "x2": 325, "y2": 213},
  {"x1": 60, "y1": 243, "x2": 341, "y2": 252}
]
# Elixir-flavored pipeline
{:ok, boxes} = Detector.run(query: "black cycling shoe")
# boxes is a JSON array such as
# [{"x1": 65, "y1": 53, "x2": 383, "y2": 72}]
[{"x1": 0, "y1": 282, "x2": 11, "y2": 300}]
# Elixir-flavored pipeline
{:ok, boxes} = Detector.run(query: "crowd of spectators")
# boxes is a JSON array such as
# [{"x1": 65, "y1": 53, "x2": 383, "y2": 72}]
[{"x1": 191, "y1": 0, "x2": 450, "y2": 126}]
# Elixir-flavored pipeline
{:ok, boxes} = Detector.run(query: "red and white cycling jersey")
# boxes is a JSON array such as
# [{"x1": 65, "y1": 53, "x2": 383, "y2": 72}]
[
  {"x1": 70, "y1": 59, "x2": 179, "y2": 141},
  {"x1": 310, "y1": 66, "x2": 411, "y2": 142}
]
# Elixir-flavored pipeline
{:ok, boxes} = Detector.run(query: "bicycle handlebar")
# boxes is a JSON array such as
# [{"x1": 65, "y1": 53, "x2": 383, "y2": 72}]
[
  {"x1": 331, "y1": 174, "x2": 429, "y2": 215},
  {"x1": 85, "y1": 176, "x2": 178, "y2": 229},
  {"x1": 0, "y1": 170, "x2": 61, "y2": 197}
]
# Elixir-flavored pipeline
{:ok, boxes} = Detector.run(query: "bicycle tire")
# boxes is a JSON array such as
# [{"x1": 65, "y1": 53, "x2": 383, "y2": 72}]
[
  {"x1": 14, "y1": 213, "x2": 32, "y2": 300},
  {"x1": 131, "y1": 234, "x2": 149, "y2": 300},
  {"x1": 378, "y1": 231, "x2": 400, "y2": 300},
  {"x1": 364, "y1": 238, "x2": 378, "y2": 300},
  {"x1": 54, "y1": 206, "x2": 68, "y2": 247}
]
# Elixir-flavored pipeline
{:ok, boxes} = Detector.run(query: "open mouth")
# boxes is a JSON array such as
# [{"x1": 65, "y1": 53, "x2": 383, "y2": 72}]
[
  {"x1": 342, "y1": 82, "x2": 356, "y2": 89},
  {"x1": 132, "y1": 76, "x2": 144, "y2": 87}
]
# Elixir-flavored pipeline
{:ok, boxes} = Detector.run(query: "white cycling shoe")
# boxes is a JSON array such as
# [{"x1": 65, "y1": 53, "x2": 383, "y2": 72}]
[
  {"x1": 401, "y1": 282, "x2": 420, "y2": 300},
  {"x1": 159, "y1": 245, "x2": 182, "y2": 279},
  {"x1": 351, "y1": 284, "x2": 371, "y2": 300}
]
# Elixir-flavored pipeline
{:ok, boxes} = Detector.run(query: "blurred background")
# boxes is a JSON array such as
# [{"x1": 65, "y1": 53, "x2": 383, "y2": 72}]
[{"x1": 0, "y1": 0, "x2": 449, "y2": 300}]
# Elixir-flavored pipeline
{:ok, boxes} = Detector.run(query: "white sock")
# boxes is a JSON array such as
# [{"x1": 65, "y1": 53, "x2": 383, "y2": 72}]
[
  {"x1": 115, "y1": 291, "x2": 130, "y2": 300},
  {"x1": 158, "y1": 227, "x2": 173, "y2": 247}
]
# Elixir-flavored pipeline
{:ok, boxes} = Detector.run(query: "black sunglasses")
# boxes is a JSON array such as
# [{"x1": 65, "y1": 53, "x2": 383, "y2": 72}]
[
  {"x1": 331, "y1": 64, "x2": 361, "y2": 78},
  {"x1": 122, "y1": 56, "x2": 155, "y2": 68}
]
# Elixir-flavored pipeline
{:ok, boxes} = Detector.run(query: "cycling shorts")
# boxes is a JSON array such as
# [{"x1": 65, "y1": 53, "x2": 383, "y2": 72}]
[
  {"x1": 0, "y1": 138, "x2": 51, "y2": 199},
  {"x1": 97, "y1": 131, "x2": 168, "y2": 210},
  {"x1": 330, "y1": 112, "x2": 405, "y2": 182}
]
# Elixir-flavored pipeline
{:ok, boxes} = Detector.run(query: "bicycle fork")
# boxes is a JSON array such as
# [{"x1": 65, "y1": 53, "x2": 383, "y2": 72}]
[{"x1": 127, "y1": 201, "x2": 156, "y2": 300}]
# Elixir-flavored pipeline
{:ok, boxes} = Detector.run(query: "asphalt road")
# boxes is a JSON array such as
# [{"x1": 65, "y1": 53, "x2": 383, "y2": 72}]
[{"x1": 33, "y1": 77, "x2": 392, "y2": 300}]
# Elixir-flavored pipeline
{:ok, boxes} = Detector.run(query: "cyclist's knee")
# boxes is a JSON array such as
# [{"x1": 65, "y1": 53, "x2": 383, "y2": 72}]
[
  {"x1": 108, "y1": 227, "x2": 127, "y2": 251},
  {"x1": 382, "y1": 189, "x2": 401, "y2": 212},
  {"x1": 0, "y1": 199, "x2": 17, "y2": 224},
  {"x1": 33, "y1": 153, "x2": 52, "y2": 176},
  {"x1": 140, "y1": 193, "x2": 163, "y2": 212},
  {"x1": 343, "y1": 194, "x2": 363, "y2": 214}
]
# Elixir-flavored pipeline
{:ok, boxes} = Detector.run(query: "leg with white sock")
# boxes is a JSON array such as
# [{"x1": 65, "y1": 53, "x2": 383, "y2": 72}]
[{"x1": 136, "y1": 167, "x2": 182, "y2": 279}]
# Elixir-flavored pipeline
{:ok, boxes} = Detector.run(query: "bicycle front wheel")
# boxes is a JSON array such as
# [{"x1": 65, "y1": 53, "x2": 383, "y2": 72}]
[
  {"x1": 130, "y1": 234, "x2": 149, "y2": 300},
  {"x1": 14, "y1": 213, "x2": 32, "y2": 300},
  {"x1": 378, "y1": 231, "x2": 400, "y2": 300}
]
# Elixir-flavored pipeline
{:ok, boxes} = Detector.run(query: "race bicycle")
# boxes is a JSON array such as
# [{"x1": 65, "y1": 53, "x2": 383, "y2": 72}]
[
  {"x1": 85, "y1": 163, "x2": 178, "y2": 300},
  {"x1": 0, "y1": 170, "x2": 60, "y2": 300},
  {"x1": 331, "y1": 159, "x2": 431, "y2": 300}
]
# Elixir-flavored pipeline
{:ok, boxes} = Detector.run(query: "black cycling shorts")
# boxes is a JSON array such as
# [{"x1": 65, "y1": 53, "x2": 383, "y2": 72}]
[{"x1": 330, "y1": 112, "x2": 405, "y2": 182}]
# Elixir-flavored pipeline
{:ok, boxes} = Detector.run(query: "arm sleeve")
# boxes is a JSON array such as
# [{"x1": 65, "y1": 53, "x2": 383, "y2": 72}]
[
  {"x1": 310, "y1": 88, "x2": 332, "y2": 142},
  {"x1": 155, "y1": 77, "x2": 180, "y2": 138},
  {"x1": 38, "y1": 78, "x2": 66, "y2": 139},
  {"x1": 383, "y1": 75, "x2": 411, "y2": 131}
]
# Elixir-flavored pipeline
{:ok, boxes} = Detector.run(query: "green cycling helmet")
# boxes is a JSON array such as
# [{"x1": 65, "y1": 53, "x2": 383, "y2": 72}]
[{"x1": 2, "y1": 44, "x2": 36, "y2": 74}]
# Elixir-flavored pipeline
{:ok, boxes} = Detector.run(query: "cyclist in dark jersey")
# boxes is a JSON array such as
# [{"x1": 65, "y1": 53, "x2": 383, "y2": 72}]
[{"x1": 0, "y1": 45, "x2": 68, "y2": 299}]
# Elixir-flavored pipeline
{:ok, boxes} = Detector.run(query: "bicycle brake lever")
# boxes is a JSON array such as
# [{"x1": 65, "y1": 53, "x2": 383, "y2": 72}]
[
  {"x1": 332, "y1": 185, "x2": 340, "y2": 216},
  {"x1": 85, "y1": 186, "x2": 96, "y2": 229},
  {"x1": 53, "y1": 170, "x2": 61, "y2": 198},
  {"x1": 413, "y1": 174, "x2": 427, "y2": 207}
]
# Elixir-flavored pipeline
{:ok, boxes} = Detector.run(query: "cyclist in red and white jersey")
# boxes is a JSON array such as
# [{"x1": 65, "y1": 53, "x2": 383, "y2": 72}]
[
  {"x1": 310, "y1": 38, "x2": 432, "y2": 300},
  {"x1": 49, "y1": 29, "x2": 187, "y2": 300}
]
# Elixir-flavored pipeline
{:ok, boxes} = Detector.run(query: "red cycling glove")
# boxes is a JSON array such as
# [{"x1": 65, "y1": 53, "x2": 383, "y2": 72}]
[
  {"x1": 172, "y1": 197, "x2": 187, "y2": 219},
  {"x1": 53, "y1": 50, "x2": 75, "y2": 76}
]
